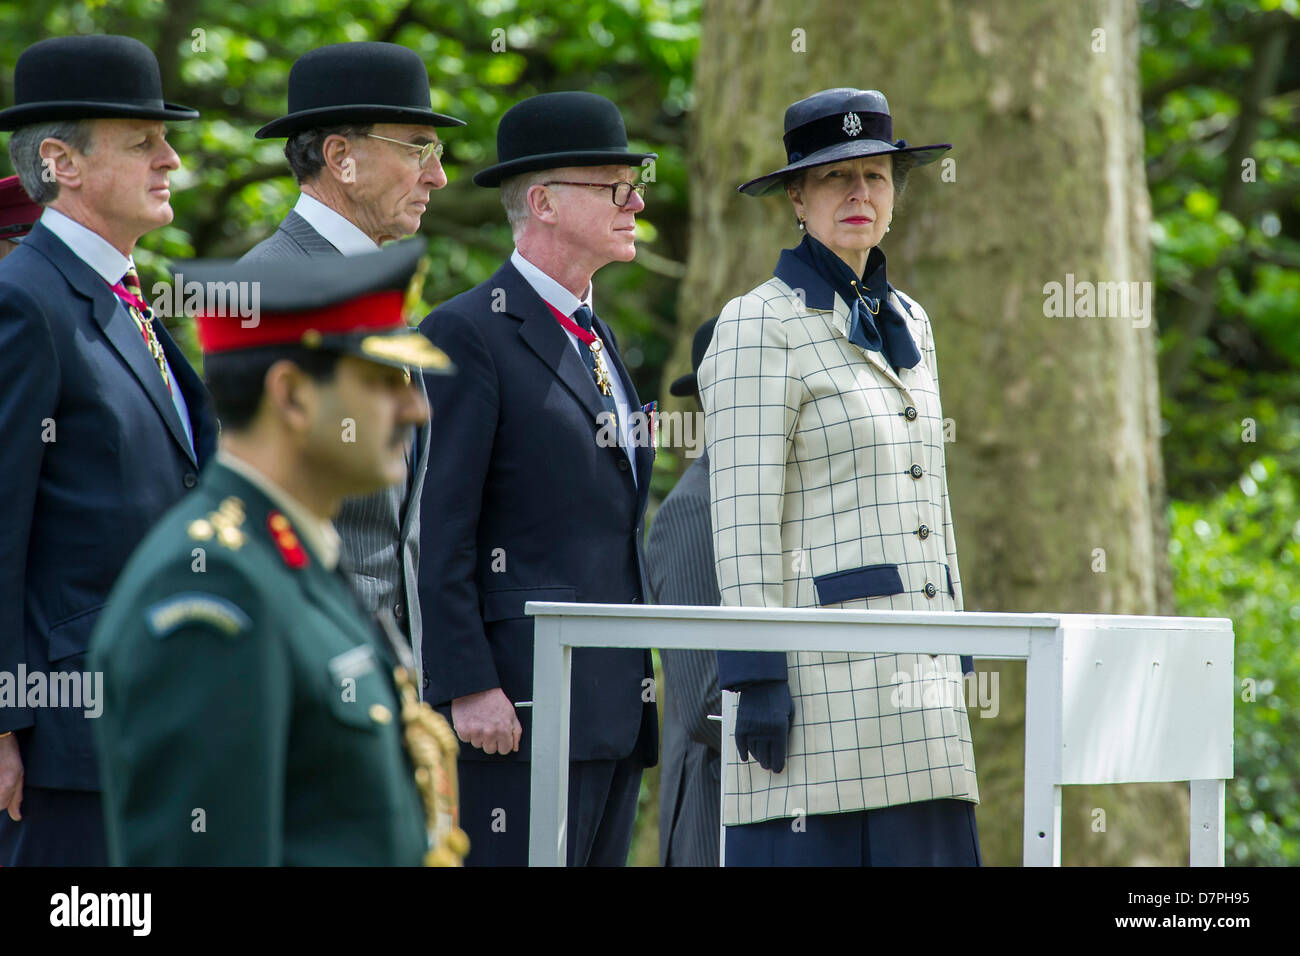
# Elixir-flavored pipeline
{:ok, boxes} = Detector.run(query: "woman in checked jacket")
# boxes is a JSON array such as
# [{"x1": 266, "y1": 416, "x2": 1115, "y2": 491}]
[{"x1": 698, "y1": 87, "x2": 981, "y2": 866}]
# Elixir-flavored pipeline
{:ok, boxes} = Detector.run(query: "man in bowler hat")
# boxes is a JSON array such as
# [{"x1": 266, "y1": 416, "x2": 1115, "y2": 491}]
[
  {"x1": 0, "y1": 35, "x2": 217, "y2": 865},
  {"x1": 419, "y1": 92, "x2": 659, "y2": 865},
  {"x1": 91, "y1": 242, "x2": 460, "y2": 865},
  {"x1": 243, "y1": 41, "x2": 465, "y2": 681},
  {"x1": 646, "y1": 317, "x2": 724, "y2": 867}
]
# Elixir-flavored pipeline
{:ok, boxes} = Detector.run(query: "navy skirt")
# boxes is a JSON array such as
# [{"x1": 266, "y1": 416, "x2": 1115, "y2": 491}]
[{"x1": 724, "y1": 798, "x2": 981, "y2": 866}]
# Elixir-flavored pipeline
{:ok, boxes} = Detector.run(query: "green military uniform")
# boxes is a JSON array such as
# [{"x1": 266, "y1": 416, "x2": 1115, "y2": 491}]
[{"x1": 90, "y1": 459, "x2": 429, "y2": 865}]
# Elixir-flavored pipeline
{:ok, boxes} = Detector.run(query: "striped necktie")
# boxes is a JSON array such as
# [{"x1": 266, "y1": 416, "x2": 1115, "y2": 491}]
[{"x1": 112, "y1": 266, "x2": 171, "y2": 393}]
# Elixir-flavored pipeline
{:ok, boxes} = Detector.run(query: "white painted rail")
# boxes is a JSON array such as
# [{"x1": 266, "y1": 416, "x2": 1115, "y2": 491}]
[{"x1": 525, "y1": 604, "x2": 1233, "y2": 867}]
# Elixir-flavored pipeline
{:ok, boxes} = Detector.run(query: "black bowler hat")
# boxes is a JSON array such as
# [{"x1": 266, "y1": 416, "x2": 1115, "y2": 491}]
[
  {"x1": 255, "y1": 42, "x2": 465, "y2": 138},
  {"x1": 669, "y1": 317, "x2": 719, "y2": 398},
  {"x1": 182, "y1": 239, "x2": 453, "y2": 374},
  {"x1": 738, "y1": 88, "x2": 951, "y2": 197},
  {"x1": 0, "y1": 35, "x2": 199, "y2": 131},
  {"x1": 473, "y1": 92, "x2": 656, "y2": 187}
]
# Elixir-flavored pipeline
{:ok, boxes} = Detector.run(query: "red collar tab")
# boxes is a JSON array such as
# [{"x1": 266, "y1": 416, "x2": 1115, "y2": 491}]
[{"x1": 267, "y1": 510, "x2": 309, "y2": 569}]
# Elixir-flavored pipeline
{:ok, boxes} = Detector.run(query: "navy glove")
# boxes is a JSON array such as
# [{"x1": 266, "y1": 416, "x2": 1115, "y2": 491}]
[{"x1": 734, "y1": 680, "x2": 794, "y2": 773}]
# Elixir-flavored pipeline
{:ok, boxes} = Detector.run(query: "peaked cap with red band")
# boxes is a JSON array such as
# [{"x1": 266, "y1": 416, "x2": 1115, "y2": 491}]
[
  {"x1": 173, "y1": 237, "x2": 452, "y2": 373},
  {"x1": 0, "y1": 175, "x2": 42, "y2": 240}
]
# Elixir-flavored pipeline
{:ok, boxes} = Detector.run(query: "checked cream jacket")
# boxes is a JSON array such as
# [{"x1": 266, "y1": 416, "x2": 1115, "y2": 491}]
[{"x1": 698, "y1": 269, "x2": 978, "y2": 827}]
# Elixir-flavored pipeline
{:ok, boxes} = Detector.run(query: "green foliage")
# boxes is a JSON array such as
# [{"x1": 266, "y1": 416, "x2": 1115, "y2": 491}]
[
  {"x1": 1141, "y1": 0, "x2": 1300, "y2": 500},
  {"x1": 0, "y1": 0, "x2": 699, "y2": 397},
  {"x1": 1169, "y1": 457, "x2": 1300, "y2": 864}
]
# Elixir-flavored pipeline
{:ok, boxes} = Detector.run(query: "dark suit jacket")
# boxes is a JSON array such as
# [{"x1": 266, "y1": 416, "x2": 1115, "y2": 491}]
[
  {"x1": 646, "y1": 453, "x2": 722, "y2": 866},
  {"x1": 239, "y1": 210, "x2": 432, "y2": 668},
  {"x1": 418, "y1": 259, "x2": 658, "y2": 765},
  {"x1": 0, "y1": 221, "x2": 218, "y2": 790}
]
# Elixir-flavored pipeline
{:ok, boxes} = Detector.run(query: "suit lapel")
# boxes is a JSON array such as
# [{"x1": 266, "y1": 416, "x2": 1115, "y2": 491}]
[
  {"x1": 26, "y1": 225, "x2": 200, "y2": 464},
  {"x1": 398, "y1": 375, "x2": 432, "y2": 543},
  {"x1": 282, "y1": 211, "x2": 344, "y2": 257},
  {"x1": 500, "y1": 262, "x2": 615, "y2": 431},
  {"x1": 593, "y1": 313, "x2": 654, "y2": 506}
]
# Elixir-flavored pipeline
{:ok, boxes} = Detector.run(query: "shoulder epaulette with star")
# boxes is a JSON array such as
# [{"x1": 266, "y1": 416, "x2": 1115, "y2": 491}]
[{"x1": 187, "y1": 497, "x2": 246, "y2": 550}]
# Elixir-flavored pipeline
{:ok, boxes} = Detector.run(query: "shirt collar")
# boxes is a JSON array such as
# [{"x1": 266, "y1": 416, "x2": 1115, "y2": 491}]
[
  {"x1": 510, "y1": 248, "x2": 593, "y2": 317},
  {"x1": 216, "y1": 449, "x2": 342, "y2": 571},
  {"x1": 39, "y1": 206, "x2": 133, "y2": 285},
  {"x1": 293, "y1": 193, "x2": 381, "y2": 257}
]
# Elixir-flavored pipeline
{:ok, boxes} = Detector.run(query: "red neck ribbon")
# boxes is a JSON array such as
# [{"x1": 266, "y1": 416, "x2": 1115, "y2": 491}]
[{"x1": 545, "y1": 302, "x2": 598, "y2": 346}]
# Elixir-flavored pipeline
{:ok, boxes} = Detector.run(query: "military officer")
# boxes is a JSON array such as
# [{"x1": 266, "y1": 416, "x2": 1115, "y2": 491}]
[{"x1": 89, "y1": 240, "x2": 466, "y2": 866}]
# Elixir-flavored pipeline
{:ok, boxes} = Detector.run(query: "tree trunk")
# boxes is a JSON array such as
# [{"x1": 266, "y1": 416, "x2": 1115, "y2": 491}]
[{"x1": 673, "y1": 0, "x2": 1182, "y2": 865}]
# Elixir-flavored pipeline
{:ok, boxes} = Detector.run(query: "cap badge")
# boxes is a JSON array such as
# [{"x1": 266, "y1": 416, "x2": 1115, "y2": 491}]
[{"x1": 843, "y1": 112, "x2": 862, "y2": 137}]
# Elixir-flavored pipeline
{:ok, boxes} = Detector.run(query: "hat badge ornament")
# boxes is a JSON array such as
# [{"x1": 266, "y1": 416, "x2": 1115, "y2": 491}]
[{"x1": 842, "y1": 112, "x2": 862, "y2": 137}]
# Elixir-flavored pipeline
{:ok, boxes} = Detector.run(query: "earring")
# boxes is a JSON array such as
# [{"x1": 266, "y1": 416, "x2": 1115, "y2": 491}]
[{"x1": 797, "y1": 217, "x2": 806, "y2": 231}]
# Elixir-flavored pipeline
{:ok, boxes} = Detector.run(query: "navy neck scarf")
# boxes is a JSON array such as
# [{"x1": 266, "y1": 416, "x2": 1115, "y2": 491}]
[{"x1": 784, "y1": 234, "x2": 921, "y2": 372}]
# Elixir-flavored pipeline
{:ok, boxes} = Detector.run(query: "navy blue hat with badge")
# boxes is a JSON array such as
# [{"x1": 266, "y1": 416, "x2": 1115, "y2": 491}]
[
  {"x1": 738, "y1": 88, "x2": 951, "y2": 196},
  {"x1": 0, "y1": 34, "x2": 199, "y2": 130},
  {"x1": 180, "y1": 239, "x2": 453, "y2": 374}
]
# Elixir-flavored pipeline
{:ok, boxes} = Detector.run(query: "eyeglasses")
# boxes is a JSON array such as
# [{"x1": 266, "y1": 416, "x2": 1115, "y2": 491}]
[
  {"x1": 366, "y1": 133, "x2": 444, "y2": 167},
  {"x1": 543, "y1": 180, "x2": 647, "y2": 207}
]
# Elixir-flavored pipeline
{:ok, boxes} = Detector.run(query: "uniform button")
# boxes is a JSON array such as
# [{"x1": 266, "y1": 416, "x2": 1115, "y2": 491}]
[
  {"x1": 422, "y1": 673, "x2": 430, "y2": 690},
  {"x1": 617, "y1": 458, "x2": 630, "y2": 471},
  {"x1": 183, "y1": 472, "x2": 198, "y2": 488},
  {"x1": 909, "y1": 464, "x2": 924, "y2": 480},
  {"x1": 917, "y1": 524, "x2": 930, "y2": 540},
  {"x1": 924, "y1": 582, "x2": 938, "y2": 598},
  {"x1": 904, "y1": 406, "x2": 918, "y2": 421},
  {"x1": 369, "y1": 704, "x2": 393, "y2": 725},
  {"x1": 393, "y1": 602, "x2": 405, "y2": 620}
]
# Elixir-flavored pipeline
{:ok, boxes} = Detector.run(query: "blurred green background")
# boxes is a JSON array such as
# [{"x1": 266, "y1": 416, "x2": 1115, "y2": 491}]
[{"x1": 2, "y1": 0, "x2": 1295, "y2": 865}]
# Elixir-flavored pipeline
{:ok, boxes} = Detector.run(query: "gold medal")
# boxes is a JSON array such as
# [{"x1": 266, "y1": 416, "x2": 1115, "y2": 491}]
[{"x1": 590, "y1": 336, "x2": 614, "y2": 396}]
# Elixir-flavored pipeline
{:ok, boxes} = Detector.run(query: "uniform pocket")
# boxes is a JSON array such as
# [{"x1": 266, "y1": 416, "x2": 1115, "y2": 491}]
[
  {"x1": 812, "y1": 564, "x2": 905, "y2": 606},
  {"x1": 323, "y1": 650, "x2": 394, "y2": 733}
]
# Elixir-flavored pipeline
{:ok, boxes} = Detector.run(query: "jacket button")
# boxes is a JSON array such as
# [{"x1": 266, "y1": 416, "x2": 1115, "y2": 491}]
[
  {"x1": 617, "y1": 458, "x2": 630, "y2": 471},
  {"x1": 917, "y1": 524, "x2": 930, "y2": 540},
  {"x1": 924, "y1": 582, "x2": 938, "y2": 598},
  {"x1": 909, "y1": 464, "x2": 924, "y2": 480},
  {"x1": 904, "y1": 406, "x2": 918, "y2": 421},
  {"x1": 393, "y1": 602, "x2": 405, "y2": 620},
  {"x1": 422, "y1": 673, "x2": 430, "y2": 690},
  {"x1": 183, "y1": 472, "x2": 198, "y2": 488}
]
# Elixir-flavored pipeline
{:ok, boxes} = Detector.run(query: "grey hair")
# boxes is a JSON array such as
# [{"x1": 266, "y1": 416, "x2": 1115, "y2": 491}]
[
  {"x1": 499, "y1": 169, "x2": 552, "y2": 240},
  {"x1": 283, "y1": 124, "x2": 374, "y2": 184},
  {"x1": 7, "y1": 120, "x2": 95, "y2": 203}
]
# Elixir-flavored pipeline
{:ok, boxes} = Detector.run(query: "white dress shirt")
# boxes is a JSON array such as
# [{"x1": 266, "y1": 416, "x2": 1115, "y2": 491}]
[
  {"x1": 293, "y1": 193, "x2": 380, "y2": 256},
  {"x1": 510, "y1": 248, "x2": 636, "y2": 476},
  {"x1": 40, "y1": 207, "x2": 194, "y2": 453}
]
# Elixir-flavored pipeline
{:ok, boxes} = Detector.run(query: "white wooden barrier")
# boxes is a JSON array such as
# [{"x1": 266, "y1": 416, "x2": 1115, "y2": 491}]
[{"x1": 524, "y1": 604, "x2": 1233, "y2": 867}]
